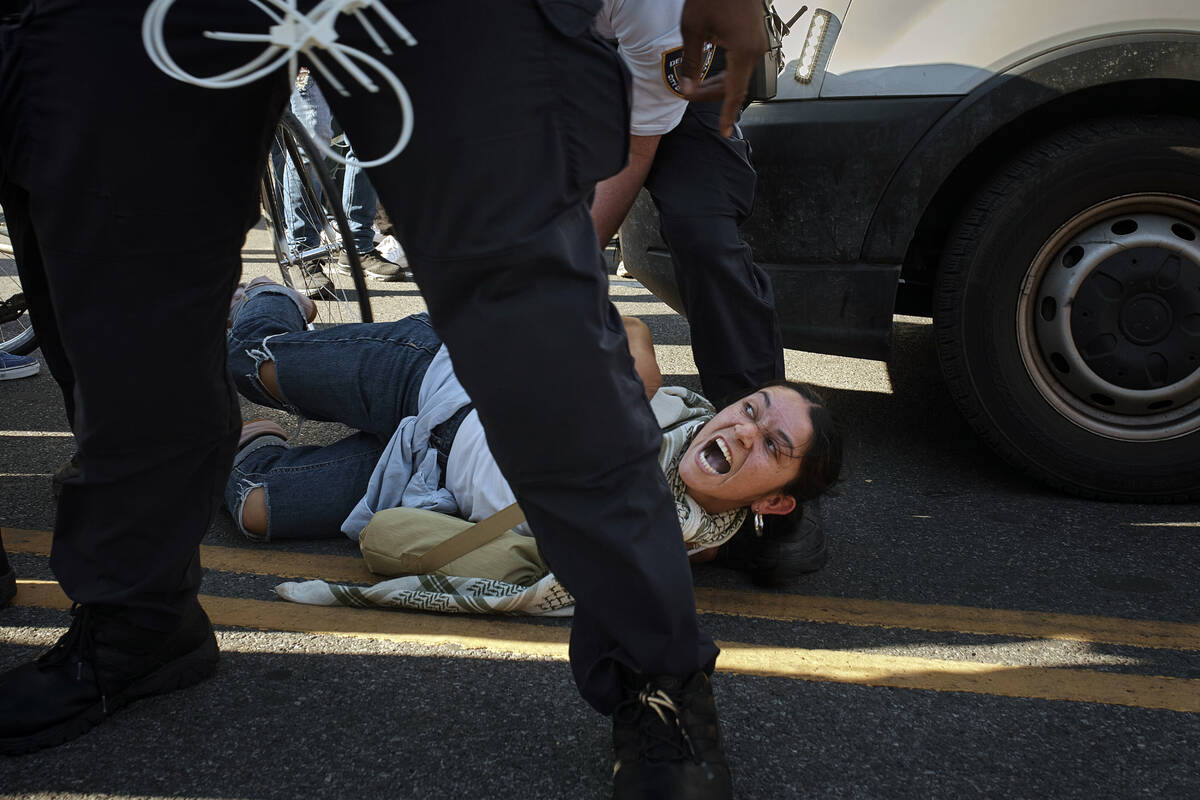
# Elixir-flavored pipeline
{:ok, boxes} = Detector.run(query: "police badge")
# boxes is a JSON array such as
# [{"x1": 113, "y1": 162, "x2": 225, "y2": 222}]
[{"x1": 661, "y1": 42, "x2": 715, "y2": 97}]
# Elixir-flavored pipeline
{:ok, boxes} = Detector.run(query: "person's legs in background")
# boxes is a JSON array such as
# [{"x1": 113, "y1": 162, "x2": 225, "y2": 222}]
[
  {"x1": 337, "y1": 143, "x2": 408, "y2": 281},
  {"x1": 286, "y1": 72, "x2": 406, "y2": 283},
  {"x1": 275, "y1": 72, "x2": 335, "y2": 295},
  {"x1": 341, "y1": 153, "x2": 377, "y2": 256},
  {"x1": 340, "y1": 146, "x2": 378, "y2": 257}
]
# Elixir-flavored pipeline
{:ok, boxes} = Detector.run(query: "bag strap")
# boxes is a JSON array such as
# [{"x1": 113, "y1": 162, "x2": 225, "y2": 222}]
[{"x1": 410, "y1": 502, "x2": 526, "y2": 573}]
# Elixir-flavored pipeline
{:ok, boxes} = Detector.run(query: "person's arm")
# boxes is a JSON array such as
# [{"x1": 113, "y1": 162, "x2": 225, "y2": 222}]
[
  {"x1": 591, "y1": 133, "x2": 662, "y2": 244},
  {"x1": 621, "y1": 316, "x2": 663, "y2": 399},
  {"x1": 678, "y1": 0, "x2": 768, "y2": 137}
]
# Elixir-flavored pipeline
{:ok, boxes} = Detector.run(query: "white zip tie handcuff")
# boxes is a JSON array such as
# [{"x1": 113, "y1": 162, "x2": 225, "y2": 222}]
[{"x1": 142, "y1": 0, "x2": 416, "y2": 168}]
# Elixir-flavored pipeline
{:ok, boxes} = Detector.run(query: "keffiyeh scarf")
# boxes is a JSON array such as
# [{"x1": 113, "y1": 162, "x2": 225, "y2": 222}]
[{"x1": 655, "y1": 387, "x2": 748, "y2": 553}]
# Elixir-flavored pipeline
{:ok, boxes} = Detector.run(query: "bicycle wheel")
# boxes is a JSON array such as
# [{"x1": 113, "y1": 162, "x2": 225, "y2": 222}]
[
  {"x1": 0, "y1": 210, "x2": 38, "y2": 355},
  {"x1": 260, "y1": 110, "x2": 373, "y2": 325}
]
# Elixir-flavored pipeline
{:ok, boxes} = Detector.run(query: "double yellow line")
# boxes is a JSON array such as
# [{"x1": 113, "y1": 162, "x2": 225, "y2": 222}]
[{"x1": 6, "y1": 528, "x2": 1200, "y2": 713}]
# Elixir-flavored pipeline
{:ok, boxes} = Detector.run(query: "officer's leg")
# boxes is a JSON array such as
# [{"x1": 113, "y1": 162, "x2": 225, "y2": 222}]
[
  {"x1": 0, "y1": 0, "x2": 289, "y2": 753},
  {"x1": 326, "y1": 0, "x2": 717, "y2": 712},
  {"x1": 10, "y1": 5, "x2": 287, "y2": 629},
  {"x1": 0, "y1": 181, "x2": 74, "y2": 425},
  {"x1": 645, "y1": 102, "x2": 785, "y2": 404}
]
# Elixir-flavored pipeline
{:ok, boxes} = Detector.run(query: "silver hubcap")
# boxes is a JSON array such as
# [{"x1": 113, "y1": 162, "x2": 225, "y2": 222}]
[{"x1": 1017, "y1": 195, "x2": 1200, "y2": 442}]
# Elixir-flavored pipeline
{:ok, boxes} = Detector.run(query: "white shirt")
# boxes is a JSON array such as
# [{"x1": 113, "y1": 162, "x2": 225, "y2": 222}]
[
  {"x1": 444, "y1": 387, "x2": 717, "y2": 542},
  {"x1": 594, "y1": 0, "x2": 690, "y2": 136},
  {"x1": 444, "y1": 410, "x2": 533, "y2": 536}
]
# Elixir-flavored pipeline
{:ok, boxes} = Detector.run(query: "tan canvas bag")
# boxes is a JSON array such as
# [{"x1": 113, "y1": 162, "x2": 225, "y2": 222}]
[{"x1": 358, "y1": 503, "x2": 548, "y2": 587}]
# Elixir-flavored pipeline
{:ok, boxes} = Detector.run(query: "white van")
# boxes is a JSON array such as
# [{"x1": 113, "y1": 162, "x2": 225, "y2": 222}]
[{"x1": 619, "y1": 0, "x2": 1200, "y2": 501}]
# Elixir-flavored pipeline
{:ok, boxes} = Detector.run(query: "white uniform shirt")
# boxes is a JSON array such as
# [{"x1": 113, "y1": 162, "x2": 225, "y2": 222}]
[{"x1": 594, "y1": 0, "x2": 691, "y2": 136}]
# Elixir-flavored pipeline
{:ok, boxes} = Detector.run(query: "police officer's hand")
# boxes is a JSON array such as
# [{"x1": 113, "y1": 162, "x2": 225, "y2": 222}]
[{"x1": 678, "y1": 0, "x2": 768, "y2": 137}]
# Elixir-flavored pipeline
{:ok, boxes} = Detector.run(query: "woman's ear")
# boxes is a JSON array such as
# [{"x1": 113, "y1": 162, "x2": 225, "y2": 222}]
[{"x1": 750, "y1": 493, "x2": 796, "y2": 517}]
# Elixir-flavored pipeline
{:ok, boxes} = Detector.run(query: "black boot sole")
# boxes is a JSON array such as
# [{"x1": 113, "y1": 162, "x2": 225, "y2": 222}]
[{"x1": 0, "y1": 632, "x2": 219, "y2": 756}]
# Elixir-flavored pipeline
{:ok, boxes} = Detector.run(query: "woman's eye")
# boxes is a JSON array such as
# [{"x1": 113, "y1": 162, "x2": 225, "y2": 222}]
[
  {"x1": 744, "y1": 402, "x2": 755, "y2": 418},
  {"x1": 765, "y1": 437, "x2": 777, "y2": 455}
]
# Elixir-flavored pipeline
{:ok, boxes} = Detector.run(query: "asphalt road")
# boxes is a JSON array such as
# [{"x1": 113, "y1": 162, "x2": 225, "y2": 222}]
[{"x1": 1, "y1": 225, "x2": 1198, "y2": 799}]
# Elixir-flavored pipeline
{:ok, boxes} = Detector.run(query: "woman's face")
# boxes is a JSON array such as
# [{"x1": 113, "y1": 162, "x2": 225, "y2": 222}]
[{"x1": 677, "y1": 385, "x2": 813, "y2": 515}]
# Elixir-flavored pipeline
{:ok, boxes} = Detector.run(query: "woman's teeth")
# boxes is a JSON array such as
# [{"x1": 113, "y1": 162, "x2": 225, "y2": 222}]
[{"x1": 700, "y1": 437, "x2": 732, "y2": 475}]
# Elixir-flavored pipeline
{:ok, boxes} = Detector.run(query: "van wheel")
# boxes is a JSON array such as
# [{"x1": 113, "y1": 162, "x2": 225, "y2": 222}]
[{"x1": 935, "y1": 115, "x2": 1200, "y2": 501}]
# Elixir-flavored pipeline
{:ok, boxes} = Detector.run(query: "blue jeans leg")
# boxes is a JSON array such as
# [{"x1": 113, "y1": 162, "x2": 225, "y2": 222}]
[
  {"x1": 279, "y1": 80, "x2": 335, "y2": 249},
  {"x1": 226, "y1": 434, "x2": 383, "y2": 540},
  {"x1": 286, "y1": 77, "x2": 378, "y2": 255},
  {"x1": 227, "y1": 291, "x2": 441, "y2": 437},
  {"x1": 225, "y1": 292, "x2": 442, "y2": 540},
  {"x1": 341, "y1": 137, "x2": 379, "y2": 255}
]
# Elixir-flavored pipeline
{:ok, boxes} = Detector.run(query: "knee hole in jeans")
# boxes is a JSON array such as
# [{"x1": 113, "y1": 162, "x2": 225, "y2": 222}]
[
  {"x1": 233, "y1": 480, "x2": 271, "y2": 542},
  {"x1": 257, "y1": 360, "x2": 285, "y2": 405}
]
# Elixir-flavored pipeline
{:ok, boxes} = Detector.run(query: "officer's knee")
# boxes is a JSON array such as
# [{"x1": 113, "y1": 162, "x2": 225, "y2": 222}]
[{"x1": 660, "y1": 216, "x2": 737, "y2": 265}]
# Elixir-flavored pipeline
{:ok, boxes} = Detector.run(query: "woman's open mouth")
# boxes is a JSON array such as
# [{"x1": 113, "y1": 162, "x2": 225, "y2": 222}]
[{"x1": 699, "y1": 437, "x2": 731, "y2": 475}]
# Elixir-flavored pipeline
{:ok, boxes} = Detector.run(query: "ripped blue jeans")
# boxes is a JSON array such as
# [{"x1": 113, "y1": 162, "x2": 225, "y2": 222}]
[
  {"x1": 225, "y1": 287, "x2": 440, "y2": 540},
  {"x1": 277, "y1": 76, "x2": 380, "y2": 254}
]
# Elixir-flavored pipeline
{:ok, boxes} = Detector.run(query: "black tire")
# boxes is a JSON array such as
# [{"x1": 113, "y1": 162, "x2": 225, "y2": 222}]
[
  {"x1": 0, "y1": 215, "x2": 37, "y2": 356},
  {"x1": 935, "y1": 115, "x2": 1200, "y2": 502},
  {"x1": 260, "y1": 111, "x2": 373, "y2": 325}
]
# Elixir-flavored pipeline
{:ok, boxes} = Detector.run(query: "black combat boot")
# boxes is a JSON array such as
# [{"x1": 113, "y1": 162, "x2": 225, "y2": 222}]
[
  {"x1": 612, "y1": 672, "x2": 733, "y2": 799},
  {"x1": 0, "y1": 600, "x2": 218, "y2": 755}
]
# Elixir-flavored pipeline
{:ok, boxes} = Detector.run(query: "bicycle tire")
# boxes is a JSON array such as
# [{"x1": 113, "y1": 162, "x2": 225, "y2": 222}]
[
  {"x1": 0, "y1": 213, "x2": 38, "y2": 356},
  {"x1": 260, "y1": 110, "x2": 373, "y2": 325}
]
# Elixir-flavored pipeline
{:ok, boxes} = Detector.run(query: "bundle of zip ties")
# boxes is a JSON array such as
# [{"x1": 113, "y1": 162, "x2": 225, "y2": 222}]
[{"x1": 142, "y1": 0, "x2": 416, "y2": 167}]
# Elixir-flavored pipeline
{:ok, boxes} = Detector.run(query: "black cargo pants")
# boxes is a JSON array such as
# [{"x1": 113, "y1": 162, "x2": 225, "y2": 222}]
[{"x1": 645, "y1": 102, "x2": 785, "y2": 405}]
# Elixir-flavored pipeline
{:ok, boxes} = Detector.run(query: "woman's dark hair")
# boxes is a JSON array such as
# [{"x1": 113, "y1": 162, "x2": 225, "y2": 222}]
[{"x1": 757, "y1": 379, "x2": 843, "y2": 503}]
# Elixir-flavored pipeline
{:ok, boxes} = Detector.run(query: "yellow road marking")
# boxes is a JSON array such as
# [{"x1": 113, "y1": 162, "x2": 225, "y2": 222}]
[
  {"x1": 7, "y1": 527, "x2": 1199, "y2": 652},
  {"x1": 693, "y1": 589, "x2": 1200, "y2": 652},
  {"x1": 0, "y1": 431, "x2": 73, "y2": 437},
  {"x1": 5, "y1": 527, "x2": 376, "y2": 584},
  {"x1": 10, "y1": 580, "x2": 1200, "y2": 714}
]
